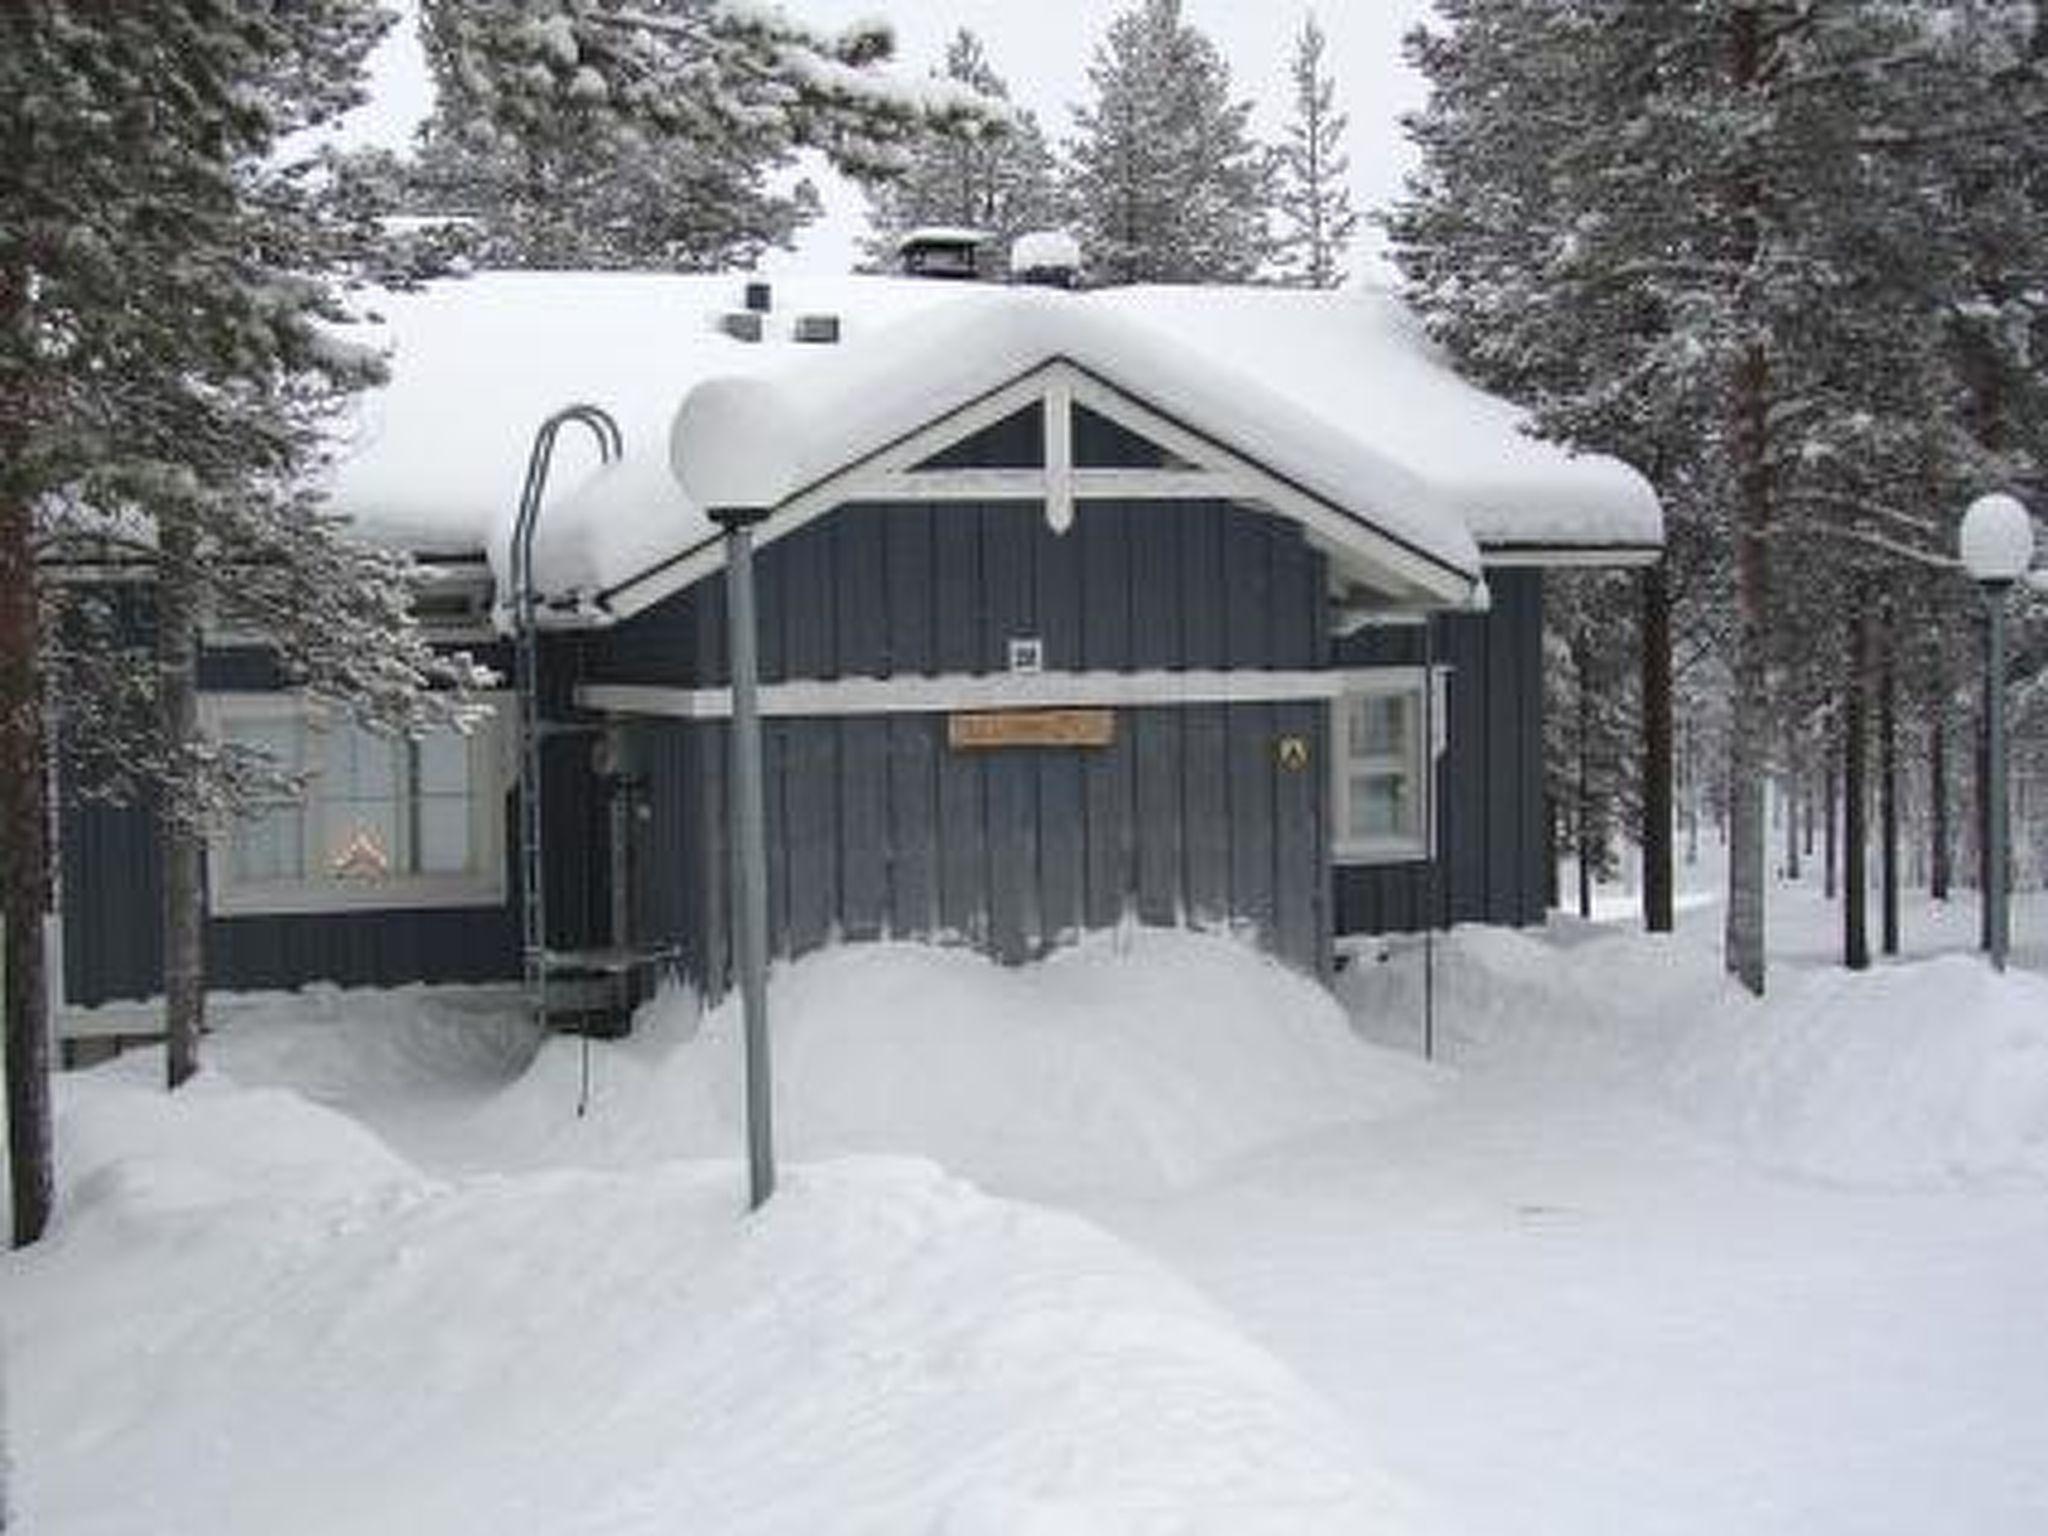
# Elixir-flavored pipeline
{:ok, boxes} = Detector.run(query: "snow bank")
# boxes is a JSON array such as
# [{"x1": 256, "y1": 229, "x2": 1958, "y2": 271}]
[
  {"x1": 8, "y1": 1075, "x2": 1413, "y2": 1534},
  {"x1": 483, "y1": 929, "x2": 1440, "y2": 1196},
  {"x1": 1665, "y1": 954, "x2": 2048, "y2": 1187},
  {"x1": 1348, "y1": 924, "x2": 2048, "y2": 1189}
]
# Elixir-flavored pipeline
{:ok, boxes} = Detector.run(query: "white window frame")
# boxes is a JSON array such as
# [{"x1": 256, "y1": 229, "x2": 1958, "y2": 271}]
[
  {"x1": 200, "y1": 691, "x2": 513, "y2": 917},
  {"x1": 1331, "y1": 667, "x2": 1448, "y2": 866}
]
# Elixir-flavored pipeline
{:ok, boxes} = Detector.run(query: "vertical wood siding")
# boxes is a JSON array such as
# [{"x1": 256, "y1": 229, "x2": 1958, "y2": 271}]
[
  {"x1": 1329, "y1": 569, "x2": 1548, "y2": 935},
  {"x1": 590, "y1": 497, "x2": 1335, "y2": 992},
  {"x1": 58, "y1": 636, "x2": 525, "y2": 1006}
]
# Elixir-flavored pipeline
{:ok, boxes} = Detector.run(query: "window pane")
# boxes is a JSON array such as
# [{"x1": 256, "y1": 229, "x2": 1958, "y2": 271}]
[
  {"x1": 323, "y1": 800, "x2": 400, "y2": 882},
  {"x1": 417, "y1": 732, "x2": 470, "y2": 795},
  {"x1": 223, "y1": 716, "x2": 307, "y2": 881},
  {"x1": 327, "y1": 724, "x2": 399, "y2": 801},
  {"x1": 231, "y1": 806, "x2": 305, "y2": 882},
  {"x1": 1349, "y1": 694, "x2": 1410, "y2": 760},
  {"x1": 416, "y1": 795, "x2": 473, "y2": 874},
  {"x1": 1348, "y1": 771, "x2": 1414, "y2": 841}
]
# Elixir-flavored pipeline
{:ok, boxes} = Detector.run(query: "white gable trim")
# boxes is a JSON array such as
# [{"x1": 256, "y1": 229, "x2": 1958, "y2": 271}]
[{"x1": 599, "y1": 358, "x2": 1477, "y2": 620}]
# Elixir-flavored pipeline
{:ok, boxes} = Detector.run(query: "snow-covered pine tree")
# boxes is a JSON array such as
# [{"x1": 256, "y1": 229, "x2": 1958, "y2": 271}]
[
  {"x1": 3, "y1": 2, "x2": 492, "y2": 1170},
  {"x1": 1394, "y1": 1, "x2": 2046, "y2": 992},
  {"x1": 413, "y1": 0, "x2": 1005, "y2": 270},
  {"x1": 1271, "y1": 13, "x2": 1359, "y2": 290},
  {"x1": 1066, "y1": 0, "x2": 1269, "y2": 286},
  {"x1": 861, "y1": 30, "x2": 1058, "y2": 273}
]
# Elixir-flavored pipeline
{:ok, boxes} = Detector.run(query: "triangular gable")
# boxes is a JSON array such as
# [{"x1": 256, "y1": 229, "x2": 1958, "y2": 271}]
[{"x1": 600, "y1": 358, "x2": 1478, "y2": 617}]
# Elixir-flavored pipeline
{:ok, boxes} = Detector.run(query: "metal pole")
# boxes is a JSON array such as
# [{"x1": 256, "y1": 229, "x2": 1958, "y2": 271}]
[
  {"x1": 1987, "y1": 582, "x2": 2011, "y2": 973},
  {"x1": 719, "y1": 509, "x2": 776, "y2": 1208},
  {"x1": 1422, "y1": 615, "x2": 1437, "y2": 1062}
]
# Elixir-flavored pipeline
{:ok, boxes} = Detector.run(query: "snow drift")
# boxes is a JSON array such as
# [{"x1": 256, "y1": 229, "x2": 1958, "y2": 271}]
[
  {"x1": 482, "y1": 928, "x2": 1440, "y2": 1197},
  {"x1": 1344, "y1": 922, "x2": 2048, "y2": 1189},
  {"x1": 8, "y1": 1071, "x2": 1414, "y2": 1535}
]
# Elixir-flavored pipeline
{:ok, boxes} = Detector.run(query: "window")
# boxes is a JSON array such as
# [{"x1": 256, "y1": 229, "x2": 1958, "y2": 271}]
[
  {"x1": 1332, "y1": 670, "x2": 1443, "y2": 864},
  {"x1": 204, "y1": 693, "x2": 511, "y2": 915}
]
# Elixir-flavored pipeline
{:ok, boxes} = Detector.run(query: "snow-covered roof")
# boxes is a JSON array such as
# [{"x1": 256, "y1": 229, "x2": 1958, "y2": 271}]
[{"x1": 325, "y1": 271, "x2": 1660, "y2": 619}]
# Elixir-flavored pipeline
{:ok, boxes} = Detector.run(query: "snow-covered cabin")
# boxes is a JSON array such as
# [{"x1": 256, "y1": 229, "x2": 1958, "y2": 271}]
[{"x1": 54, "y1": 270, "x2": 1659, "y2": 1018}]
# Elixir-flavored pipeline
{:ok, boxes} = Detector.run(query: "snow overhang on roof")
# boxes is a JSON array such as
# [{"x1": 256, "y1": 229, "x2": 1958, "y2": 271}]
[{"x1": 320, "y1": 272, "x2": 1661, "y2": 622}]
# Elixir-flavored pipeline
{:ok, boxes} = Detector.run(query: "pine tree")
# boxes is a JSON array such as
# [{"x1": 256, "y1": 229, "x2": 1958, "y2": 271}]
[
  {"x1": 3, "y1": 1, "x2": 493, "y2": 1228},
  {"x1": 1272, "y1": 13, "x2": 1359, "y2": 290},
  {"x1": 412, "y1": 0, "x2": 1004, "y2": 270},
  {"x1": 1392, "y1": 0, "x2": 2047, "y2": 992},
  {"x1": 1066, "y1": 0, "x2": 1269, "y2": 286},
  {"x1": 862, "y1": 31, "x2": 1059, "y2": 272}
]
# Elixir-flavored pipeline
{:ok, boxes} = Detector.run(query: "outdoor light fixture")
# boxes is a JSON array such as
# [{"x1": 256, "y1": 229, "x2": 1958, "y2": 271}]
[
  {"x1": 673, "y1": 377, "x2": 803, "y2": 1213},
  {"x1": 1959, "y1": 491, "x2": 2035, "y2": 974}
]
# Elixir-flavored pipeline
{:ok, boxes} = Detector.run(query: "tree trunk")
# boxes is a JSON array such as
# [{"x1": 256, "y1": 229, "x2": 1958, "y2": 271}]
[
  {"x1": 1, "y1": 434, "x2": 54, "y2": 1248},
  {"x1": 1823, "y1": 719, "x2": 1839, "y2": 901},
  {"x1": 1576, "y1": 629, "x2": 1594, "y2": 920},
  {"x1": 1931, "y1": 687, "x2": 1951, "y2": 901},
  {"x1": 1546, "y1": 794, "x2": 1561, "y2": 910},
  {"x1": 1879, "y1": 617, "x2": 1900, "y2": 956},
  {"x1": 1782, "y1": 738, "x2": 1801, "y2": 881},
  {"x1": 1684, "y1": 719, "x2": 1700, "y2": 865},
  {"x1": 1722, "y1": 8, "x2": 1770, "y2": 994},
  {"x1": 1724, "y1": 337, "x2": 1771, "y2": 992},
  {"x1": 1640, "y1": 562, "x2": 1675, "y2": 932},
  {"x1": 1843, "y1": 601, "x2": 1870, "y2": 970},
  {"x1": 158, "y1": 519, "x2": 205, "y2": 1090}
]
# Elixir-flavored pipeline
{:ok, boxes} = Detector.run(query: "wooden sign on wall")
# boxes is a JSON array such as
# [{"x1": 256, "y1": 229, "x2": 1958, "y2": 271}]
[{"x1": 948, "y1": 708, "x2": 1116, "y2": 750}]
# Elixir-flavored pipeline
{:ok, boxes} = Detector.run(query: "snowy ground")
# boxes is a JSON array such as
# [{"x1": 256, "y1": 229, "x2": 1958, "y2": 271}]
[{"x1": 8, "y1": 859, "x2": 2048, "y2": 1533}]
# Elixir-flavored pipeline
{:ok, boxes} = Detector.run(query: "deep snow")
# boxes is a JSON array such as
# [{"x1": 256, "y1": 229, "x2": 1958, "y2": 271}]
[{"x1": 8, "y1": 868, "x2": 2048, "y2": 1533}]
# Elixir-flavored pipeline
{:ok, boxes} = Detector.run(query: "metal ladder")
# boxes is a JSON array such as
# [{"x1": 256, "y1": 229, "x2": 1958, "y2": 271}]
[{"x1": 510, "y1": 406, "x2": 622, "y2": 1030}]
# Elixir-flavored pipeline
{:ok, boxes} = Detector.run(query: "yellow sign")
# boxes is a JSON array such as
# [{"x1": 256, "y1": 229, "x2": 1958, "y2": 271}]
[
  {"x1": 949, "y1": 709, "x2": 1116, "y2": 750},
  {"x1": 1276, "y1": 735, "x2": 1311, "y2": 772}
]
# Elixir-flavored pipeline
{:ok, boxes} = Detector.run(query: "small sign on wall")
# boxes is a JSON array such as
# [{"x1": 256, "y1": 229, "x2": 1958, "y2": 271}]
[
  {"x1": 1276, "y1": 735, "x2": 1311, "y2": 772},
  {"x1": 949, "y1": 709, "x2": 1115, "y2": 750}
]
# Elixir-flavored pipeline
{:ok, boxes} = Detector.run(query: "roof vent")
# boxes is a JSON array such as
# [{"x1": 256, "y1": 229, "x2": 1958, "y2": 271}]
[
  {"x1": 1009, "y1": 230, "x2": 1082, "y2": 290},
  {"x1": 792, "y1": 313, "x2": 841, "y2": 345},
  {"x1": 744, "y1": 279, "x2": 772, "y2": 313},
  {"x1": 719, "y1": 310, "x2": 764, "y2": 343},
  {"x1": 897, "y1": 226, "x2": 990, "y2": 282}
]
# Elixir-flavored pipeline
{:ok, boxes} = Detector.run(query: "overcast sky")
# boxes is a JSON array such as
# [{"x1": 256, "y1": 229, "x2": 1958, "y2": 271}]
[{"x1": 352, "y1": 1, "x2": 1441, "y2": 277}]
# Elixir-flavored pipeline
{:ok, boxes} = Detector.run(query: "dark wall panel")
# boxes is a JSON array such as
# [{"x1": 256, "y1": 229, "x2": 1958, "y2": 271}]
[
  {"x1": 839, "y1": 719, "x2": 891, "y2": 940},
  {"x1": 1329, "y1": 569, "x2": 1549, "y2": 938},
  {"x1": 885, "y1": 717, "x2": 939, "y2": 936},
  {"x1": 579, "y1": 495, "x2": 1356, "y2": 998}
]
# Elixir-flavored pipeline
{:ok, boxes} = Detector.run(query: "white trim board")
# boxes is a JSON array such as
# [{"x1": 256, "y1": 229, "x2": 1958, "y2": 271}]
[
  {"x1": 600, "y1": 358, "x2": 1478, "y2": 620},
  {"x1": 578, "y1": 669, "x2": 1363, "y2": 721}
]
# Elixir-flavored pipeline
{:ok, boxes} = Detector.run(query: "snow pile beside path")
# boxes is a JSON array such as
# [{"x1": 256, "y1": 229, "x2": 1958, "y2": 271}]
[
  {"x1": 1358, "y1": 924, "x2": 2048, "y2": 1188},
  {"x1": 56, "y1": 1068, "x2": 416, "y2": 1218},
  {"x1": 8, "y1": 1076, "x2": 1413, "y2": 1535},
  {"x1": 1666, "y1": 954, "x2": 2048, "y2": 1187},
  {"x1": 487, "y1": 929, "x2": 1439, "y2": 1196}
]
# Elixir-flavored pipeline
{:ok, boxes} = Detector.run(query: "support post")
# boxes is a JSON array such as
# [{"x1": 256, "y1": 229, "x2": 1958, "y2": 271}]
[
  {"x1": 717, "y1": 508, "x2": 776, "y2": 1208},
  {"x1": 1987, "y1": 583, "x2": 2011, "y2": 972}
]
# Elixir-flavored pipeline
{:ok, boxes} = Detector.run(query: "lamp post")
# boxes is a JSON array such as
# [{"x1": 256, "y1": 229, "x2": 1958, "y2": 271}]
[
  {"x1": 1959, "y1": 491, "x2": 2034, "y2": 973},
  {"x1": 672, "y1": 377, "x2": 799, "y2": 1211}
]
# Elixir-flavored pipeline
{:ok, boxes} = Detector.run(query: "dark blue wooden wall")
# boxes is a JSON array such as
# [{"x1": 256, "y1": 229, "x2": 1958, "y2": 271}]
[
  {"x1": 1329, "y1": 568, "x2": 1548, "y2": 935},
  {"x1": 586, "y1": 498, "x2": 1334, "y2": 992},
  {"x1": 59, "y1": 638, "x2": 525, "y2": 1007}
]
